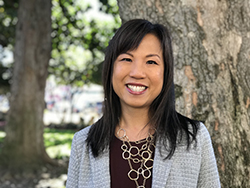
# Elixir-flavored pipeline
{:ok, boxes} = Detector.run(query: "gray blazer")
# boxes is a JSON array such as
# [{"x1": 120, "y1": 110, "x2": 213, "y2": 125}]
[{"x1": 66, "y1": 123, "x2": 221, "y2": 188}]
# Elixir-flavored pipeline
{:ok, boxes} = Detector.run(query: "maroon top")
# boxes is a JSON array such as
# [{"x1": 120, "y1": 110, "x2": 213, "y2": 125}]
[{"x1": 110, "y1": 136, "x2": 155, "y2": 188}]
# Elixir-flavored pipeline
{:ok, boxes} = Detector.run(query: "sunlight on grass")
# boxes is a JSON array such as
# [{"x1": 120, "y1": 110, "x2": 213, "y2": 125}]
[
  {"x1": 0, "y1": 131, "x2": 6, "y2": 151},
  {"x1": 44, "y1": 128, "x2": 76, "y2": 159},
  {"x1": 0, "y1": 131, "x2": 6, "y2": 140},
  {"x1": 0, "y1": 129, "x2": 76, "y2": 159}
]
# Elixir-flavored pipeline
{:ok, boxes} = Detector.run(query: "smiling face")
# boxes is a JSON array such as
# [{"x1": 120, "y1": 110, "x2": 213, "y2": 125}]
[{"x1": 112, "y1": 34, "x2": 164, "y2": 111}]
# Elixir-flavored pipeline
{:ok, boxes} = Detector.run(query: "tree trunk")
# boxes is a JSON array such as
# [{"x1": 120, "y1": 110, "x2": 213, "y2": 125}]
[
  {"x1": 117, "y1": 0, "x2": 250, "y2": 187},
  {"x1": 0, "y1": 0, "x2": 54, "y2": 171}
]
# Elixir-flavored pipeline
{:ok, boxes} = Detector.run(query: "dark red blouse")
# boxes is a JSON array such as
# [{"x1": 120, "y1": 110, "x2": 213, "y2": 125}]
[{"x1": 110, "y1": 136, "x2": 155, "y2": 188}]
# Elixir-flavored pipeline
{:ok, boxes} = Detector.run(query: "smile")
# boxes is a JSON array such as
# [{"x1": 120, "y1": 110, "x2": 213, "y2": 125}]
[{"x1": 127, "y1": 84, "x2": 147, "y2": 92}]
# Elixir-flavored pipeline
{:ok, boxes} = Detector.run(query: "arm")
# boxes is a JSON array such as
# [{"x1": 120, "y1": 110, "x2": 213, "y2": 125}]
[
  {"x1": 66, "y1": 132, "x2": 80, "y2": 188},
  {"x1": 198, "y1": 123, "x2": 221, "y2": 188}
]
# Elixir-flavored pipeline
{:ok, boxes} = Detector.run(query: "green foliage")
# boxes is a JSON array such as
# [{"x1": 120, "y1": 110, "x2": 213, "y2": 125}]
[
  {"x1": 50, "y1": 0, "x2": 121, "y2": 85},
  {"x1": 0, "y1": 0, "x2": 17, "y2": 47},
  {"x1": 0, "y1": 0, "x2": 121, "y2": 88},
  {"x1": 0, "y1": 62, "x2": 11, "y2": 93},
  {"x1": 0, "y1": 0, "x2": 17, "y2": 92}
]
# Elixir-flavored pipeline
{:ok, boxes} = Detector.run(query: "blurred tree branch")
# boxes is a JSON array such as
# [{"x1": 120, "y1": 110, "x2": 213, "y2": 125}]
[{"x1": 0, "y1": 0, "x2": 121, "y2": 90}]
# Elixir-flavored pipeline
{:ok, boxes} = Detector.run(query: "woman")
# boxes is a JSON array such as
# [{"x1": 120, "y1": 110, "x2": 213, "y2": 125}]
[{"x1": 66, "y1": 19, "x2": 221, "y2": 188}]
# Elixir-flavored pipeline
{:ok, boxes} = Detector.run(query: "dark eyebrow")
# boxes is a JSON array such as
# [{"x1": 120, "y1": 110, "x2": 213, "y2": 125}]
[
  {"x1": 123, "y1": 53, "x2": 161, "y2": 59},
  {"x1": 146, "y1": 54, "x2": 161, "y2": 59},
  {"x1": 123, "y1": 52, "x2": 133, "y2": 57}
]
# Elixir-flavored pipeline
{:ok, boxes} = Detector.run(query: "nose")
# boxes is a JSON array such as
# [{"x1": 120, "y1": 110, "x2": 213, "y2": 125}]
[{"x1": 129, "y1": 61, "x2": 146, "y2": 79}]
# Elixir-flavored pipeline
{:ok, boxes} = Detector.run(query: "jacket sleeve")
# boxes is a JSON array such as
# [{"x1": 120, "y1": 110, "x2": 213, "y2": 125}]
[
  {"x1": 197, "y1": 123, "x2": 221, "y2": 188},
  {"x1": 66, "y1": 132, "x2": 80, "y2": 188}
]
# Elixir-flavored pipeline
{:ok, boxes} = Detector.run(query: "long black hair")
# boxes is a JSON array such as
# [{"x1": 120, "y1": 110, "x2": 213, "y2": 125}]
[{"x1": 87, "y1": 19, "x2": 199, "y2": 158}]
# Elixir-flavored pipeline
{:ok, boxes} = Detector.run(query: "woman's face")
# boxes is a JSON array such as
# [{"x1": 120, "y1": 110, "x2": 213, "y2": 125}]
[{"x1": 112, "y1": 34, "x2": 164, "y2": 111}]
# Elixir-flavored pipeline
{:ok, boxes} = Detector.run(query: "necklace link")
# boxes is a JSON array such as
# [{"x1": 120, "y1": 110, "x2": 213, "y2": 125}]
[{"x1": 117, "y1": 127, "x2": 155, "y2": 188}]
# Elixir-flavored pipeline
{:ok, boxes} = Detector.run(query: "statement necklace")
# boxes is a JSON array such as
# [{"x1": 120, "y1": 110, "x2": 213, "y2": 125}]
[{"x1": 116, "y1": 127, "x2": 156, "y2": 188}]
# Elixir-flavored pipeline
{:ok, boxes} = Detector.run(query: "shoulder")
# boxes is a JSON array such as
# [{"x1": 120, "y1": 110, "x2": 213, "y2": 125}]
[
  {"x1": 176, "y1": 121, "x2": 212, "y2": 152},
  {"x1": 196, "y1": 122, "x2": 213, "y2": 146},
  {"x1": 69, "y1": 125, "x2": 93, "y2": 164},
  {"x1": 75, "y1": 125, "x2": 92, "y2": 137},
  {"x1": 72, "y1": 125, "x2": 92, "y2": 147},
  {"x1": 197, "y1": 122, "x2": 210, "y2": 135},
  {"x1": 184, "y1": 121, "x2": 213, "y2": 151}
]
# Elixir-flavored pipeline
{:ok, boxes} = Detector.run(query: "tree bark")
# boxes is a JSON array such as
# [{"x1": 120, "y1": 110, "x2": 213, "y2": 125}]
[
  {"x1": 0, "y1": 0, "x2": 54, "y2": 171},
  {"x1": 117, "y1": 0, "x2": 250, "y2": 187}
]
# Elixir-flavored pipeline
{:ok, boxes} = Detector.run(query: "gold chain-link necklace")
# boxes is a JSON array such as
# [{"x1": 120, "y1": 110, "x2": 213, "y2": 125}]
[{"x1": 117, "y1": 127, "x2": 156, "y2": 188}]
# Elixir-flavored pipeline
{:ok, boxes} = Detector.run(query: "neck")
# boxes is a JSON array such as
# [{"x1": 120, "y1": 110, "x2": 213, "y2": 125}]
[{"x1": 117, "y1": 106, "x2": 152, "y2": 141}]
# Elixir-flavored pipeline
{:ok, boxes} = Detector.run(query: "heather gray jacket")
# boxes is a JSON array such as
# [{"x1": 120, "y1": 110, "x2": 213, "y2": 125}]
[{"x1": 66, "y1": 123, "x2": 221, "y2": 188}]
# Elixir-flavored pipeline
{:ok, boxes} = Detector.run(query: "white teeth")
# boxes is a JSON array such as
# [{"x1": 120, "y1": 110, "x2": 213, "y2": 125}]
[{"x1": 127, "y1": 85, "x2": 146, "y2": 92}]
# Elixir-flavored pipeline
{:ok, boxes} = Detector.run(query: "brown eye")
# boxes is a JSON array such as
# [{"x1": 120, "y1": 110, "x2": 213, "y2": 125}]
[
  {"x1": 147, "y1": 60, "x2": 157, "y2": 65},
  {"x1": 121, "y1": 58, "x2": 132, "y2": 62}
]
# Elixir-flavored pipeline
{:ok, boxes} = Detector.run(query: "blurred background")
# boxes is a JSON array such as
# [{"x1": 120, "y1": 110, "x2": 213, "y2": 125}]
[
  {"x1": 0, "y1": 0, "x2": 120, "y2": 187},
  {"x1": 1, "y1": 0, "x2": 250, "y2": 187}
]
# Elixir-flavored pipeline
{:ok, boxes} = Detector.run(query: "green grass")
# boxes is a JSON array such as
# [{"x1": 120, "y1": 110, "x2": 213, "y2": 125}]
[
  {"x1": 0, "y1": 128, "x2": 76, "y2": 159},
  {"x1": 44, "y1": 128, "x2": 76, "y2": 159}
]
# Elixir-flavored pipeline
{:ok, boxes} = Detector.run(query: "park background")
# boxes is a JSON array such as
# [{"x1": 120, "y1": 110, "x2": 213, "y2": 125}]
[{"x1": 0, "y1": 0, "x2": 250, "y2": 187}]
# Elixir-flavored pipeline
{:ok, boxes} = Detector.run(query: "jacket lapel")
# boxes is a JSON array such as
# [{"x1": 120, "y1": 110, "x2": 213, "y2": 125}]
[
  {"x1": 152, "y1": 141, "x2": 173, "y2": 188},
  {"x1": 91, "y1": 148, "x2": 111, "y2": 188}
]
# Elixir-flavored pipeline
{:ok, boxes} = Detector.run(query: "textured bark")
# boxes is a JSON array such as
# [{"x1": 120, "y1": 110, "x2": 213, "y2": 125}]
[
  {"x1": 117, "y1": 0, "x2": 250, "y2": 187},
  {"x1": 0, "y1": 0, "x2": 54, "y2": 170}
]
